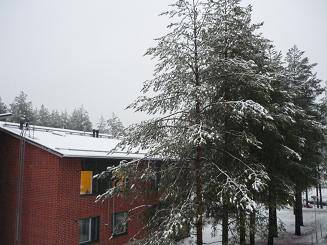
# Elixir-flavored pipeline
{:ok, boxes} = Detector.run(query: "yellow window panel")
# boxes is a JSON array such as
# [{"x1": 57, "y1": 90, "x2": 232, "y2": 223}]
[{"x1": 80, "y1": 171, "x2": 93, "y2": 195}]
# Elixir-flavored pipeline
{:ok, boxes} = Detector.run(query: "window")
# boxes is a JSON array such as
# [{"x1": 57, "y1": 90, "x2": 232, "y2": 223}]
[
  {"x1": 79, "y1": 217, "x2": 99, "y2": 244},
  {"x1": 112, "y1": 212, "x2": 128, "y2": 236},
  {"x1": 80, "y1": 171, "x2": 93, "y2": 195}
]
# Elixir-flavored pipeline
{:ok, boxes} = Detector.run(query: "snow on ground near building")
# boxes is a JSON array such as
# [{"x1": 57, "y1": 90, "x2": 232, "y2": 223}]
[
  {"x1": 179, "y1": 206, "x2": 327, "y2": 244},
  {"x1": 307, "y1": 187, "x2": 327, "y2": 204},
  {"x1": 0, "y1": 121, "x2": 147, "y2": 159},
  {"x1": 259, "y1": 208, "x2": 327, "y2": 245}
]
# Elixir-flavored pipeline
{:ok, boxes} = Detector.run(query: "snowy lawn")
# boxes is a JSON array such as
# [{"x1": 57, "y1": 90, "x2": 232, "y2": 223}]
[
  {"x1": 307, "y1": 187, "x2": 327, "y2": 205},
  {"x1": 179, "y1": 207, "x2": 327, "y2": 245},
  {"x1": 257, "y1": 208, "x2": 327, "y2": 244}
]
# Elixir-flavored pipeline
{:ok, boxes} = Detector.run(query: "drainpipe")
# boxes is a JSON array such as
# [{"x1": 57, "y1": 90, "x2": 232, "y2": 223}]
[{"x1": 15, "y1": 120, "x2": 28, "y2": 245}]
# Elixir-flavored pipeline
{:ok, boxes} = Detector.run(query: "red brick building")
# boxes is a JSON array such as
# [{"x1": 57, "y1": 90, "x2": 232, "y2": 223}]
[{"x1": 0, "y1": 122, "x2": 150, "y2": 245}]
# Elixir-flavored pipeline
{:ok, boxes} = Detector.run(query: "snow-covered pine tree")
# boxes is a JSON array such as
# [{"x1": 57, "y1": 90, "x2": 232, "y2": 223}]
[
  {"x1": 123, "y1": 2, "x2": 213, "y2": 243},
  {"x1": 106, "y1": 113, "x2": 125, "y2": 137},
  {"x1": 97, "y1": 115, "x2": 109, "y2": 134},
  {"x1": 202, "y1": 1, "x2": 274, "y2": 244},
  {"x1": 253, "y1": 45, "x2": 325, "y2": 244},
  {"x1": 321, "y1": 83, "x2": 327, "y2": 124},
  {"x1": 9, "y1": 91, "x2": 36, "y2": 124},
  {"x1": 0, "y1": 97, "x2": 7, "y2": 114},
  {"x1": 251, "y1": 46, "x2": 299, "y2": 245},
  {"x1": 60, "y1": 110, "x2": 70, "y2": 129},
  {"x1": 68, "y1": 106, "x2": 92, "y2": 131},
  {"x1": 36, "y1": 104, "x2": 51, "y2": 126},
  {"x1": 284, "y1": 45, "x2": 325, "y2": 236},
  {"x1": 48, "y1": 110, "x2": 63, "y2": 128},
  {"x1": 97, "y1": 1, "x2": 271, "y2": 244}
]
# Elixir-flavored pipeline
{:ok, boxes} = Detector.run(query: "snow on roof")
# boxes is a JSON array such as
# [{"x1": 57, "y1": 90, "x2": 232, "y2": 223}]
[{"x1": 0, "y1": 121, "x2": 146, "y2": 159}]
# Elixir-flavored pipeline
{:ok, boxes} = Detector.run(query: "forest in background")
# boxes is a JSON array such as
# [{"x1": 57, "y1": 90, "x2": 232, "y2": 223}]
[{"x1": 0, "y1": 91, "x2": 125, "y2": 137}]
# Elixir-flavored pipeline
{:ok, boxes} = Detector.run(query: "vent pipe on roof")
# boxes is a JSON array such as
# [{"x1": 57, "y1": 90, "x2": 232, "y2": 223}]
[
  {"x1": 19, "y1": 117, "x2": 29, "y2": 130},
  {"x1": 92, "y1": 129, "x2": 99, "y2": 138}
]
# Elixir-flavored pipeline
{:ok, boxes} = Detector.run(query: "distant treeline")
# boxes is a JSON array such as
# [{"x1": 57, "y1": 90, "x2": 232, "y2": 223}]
[{"x1": 0, "y1": 91, "x2": 125, "y2": 137}]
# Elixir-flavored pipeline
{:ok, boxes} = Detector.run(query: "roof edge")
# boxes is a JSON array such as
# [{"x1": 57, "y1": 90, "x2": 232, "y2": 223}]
[{"x1": 0, "y1": 126, "x2": 64, "y2": 158}]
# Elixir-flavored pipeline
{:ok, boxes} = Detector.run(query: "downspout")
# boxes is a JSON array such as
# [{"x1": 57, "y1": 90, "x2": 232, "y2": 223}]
[{"x1": 15, "y1": 123, "x2": 27, "y2": 245}]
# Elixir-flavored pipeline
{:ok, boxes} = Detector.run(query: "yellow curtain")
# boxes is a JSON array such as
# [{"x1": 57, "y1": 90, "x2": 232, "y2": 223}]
[{"x1": 80, "y1": 171, "x2": 93, "y2": 194}]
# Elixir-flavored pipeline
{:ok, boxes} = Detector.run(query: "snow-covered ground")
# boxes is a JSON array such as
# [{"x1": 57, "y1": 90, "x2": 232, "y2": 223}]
[
  {"x1": 306, "y1": 186, "x2": 327, "y2": 206},
  {"x1": 260, "y1": 208, "x2": 327, "y2": 245},
  {"x1": 179, "y1": 188, "x2": 327, "y2": 244}
]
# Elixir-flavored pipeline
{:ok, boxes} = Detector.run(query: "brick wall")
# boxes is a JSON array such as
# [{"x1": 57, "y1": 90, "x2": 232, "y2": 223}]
[
  {"x1": 0, "y1": 131, "x2": 61, "y2": 245},
  {"x1": 0, "y1": 131, "x2": 148, "y2": 245},
  {"x1": 0, "y1": 131, "x2": 20, "y2": 244},
  {"x1": 58, "y1": 157, "x2": 147, "y2": 245}
]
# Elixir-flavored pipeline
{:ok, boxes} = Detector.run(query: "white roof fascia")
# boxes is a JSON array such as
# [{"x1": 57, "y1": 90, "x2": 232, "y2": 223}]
[{"x1": 0, "y1": 126, "x2": 64, "y2": 158}]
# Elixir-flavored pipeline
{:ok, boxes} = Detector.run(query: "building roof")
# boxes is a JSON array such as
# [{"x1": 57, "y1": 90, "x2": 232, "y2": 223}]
[{"x1": 0, "y1": 121, "x2": 146, "y2": 159}]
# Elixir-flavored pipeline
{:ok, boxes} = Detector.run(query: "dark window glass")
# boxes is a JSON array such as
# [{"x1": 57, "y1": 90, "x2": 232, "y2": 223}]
[
  {"x1": 112, "y1": 212, "x2": 128, "y2": 236},
  {"x1": 79, "y1": 217, "x2": 99, "y2": 244}
]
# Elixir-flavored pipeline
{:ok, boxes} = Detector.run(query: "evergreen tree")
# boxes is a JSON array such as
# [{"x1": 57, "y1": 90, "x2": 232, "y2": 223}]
[
  {"x1": 60, "y1": 110, "x2": 70, "y2": 129},
  {"x1": 203, "y1": 2, "x2": 274, "y2": 244},
  {"x1": 255, "y1": 48, "x2": 290, "y2": 244},
  {"x1": 0, "y1": 97, "x2": 7, "y2": 114},
  {"x1": 284, "y1": 45, "x2": 324, "y2": 236},
  {"x1": 107, "y1": 113, "x2": 125, "y2": 137},
  {"x1": 49, "y1": 110, "x2": 63, "y2": 128},
  {"x1": 36, "y1": 104, "x2": 50, "y2": 126},
  {"x1": 97, "y1": 116, "x2": 109, "y2": 134},
  {"x1": 96, "y1": 1, "x2": 270, "y2": 244},
  {"x1": 9, "y1": 91, "x2": 36, "y2": 124},
  {"x1": 252, "y1": 45, "x2": 325, "y2": 244},
  {"x1": 68, "y1": 106, "x2": 92, "y2": 131}
]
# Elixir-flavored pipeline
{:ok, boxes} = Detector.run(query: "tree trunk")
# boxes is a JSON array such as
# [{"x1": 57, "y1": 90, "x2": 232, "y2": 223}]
[
  {"x1": 239, "y1": 209, "x2": 246, "y2": 245},
  {"x1": 305, "y1": 188, "x2": 309, "y2": 207},
  {"x1": 268, "y1": 185, "x2": 275, "y2": 245},
  {"x1": 316, "y1": 185, "x2": 319, "y2": 208},
  {"x1": 192, "y1": 8, "x2": 203, "y2": 243},
  {"x1": 300, "y1": 193, "x2": 303, "y2": 226},
  {"x1": 222, "y1": 196, "x2": 229, "y2": 245},
  {"x1": 294, "y1": 191, "x2": 302, "y2": 236},
  {"x1": 319, "y1": 183, "x2": 323, "y2": 209},
  {"x1": 273, "y1": 204, "x2": 278, "y2": 237},
  {"x1": 268, "y1": 203, "x2": 274, "y2": 245},
  {"x1": 194, "y1": 127, "x2": 203, "y2": 245},
  {"x1": 195, "y1": 161, "x2": 203, "y2": 245},
  {"x1": 249, "y1": 210, "x2": 255, "y2": 245}
]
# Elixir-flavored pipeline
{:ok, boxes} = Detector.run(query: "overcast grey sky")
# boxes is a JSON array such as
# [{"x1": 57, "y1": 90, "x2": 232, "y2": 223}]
[{"x1": 0, "y1": 0, "x2": 326, "y2": 126}]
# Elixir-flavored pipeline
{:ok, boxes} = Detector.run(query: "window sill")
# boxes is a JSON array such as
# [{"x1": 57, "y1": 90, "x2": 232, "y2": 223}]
[
  {"x1": 80, "y1": 193, "x2": 97, "y2": 197},
  {"x1": 112, "y1": 231, "x2": 128, "y2": 238},
  {"x1": 79, "y1": 239, "x2": 99, "y2": 245}
]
